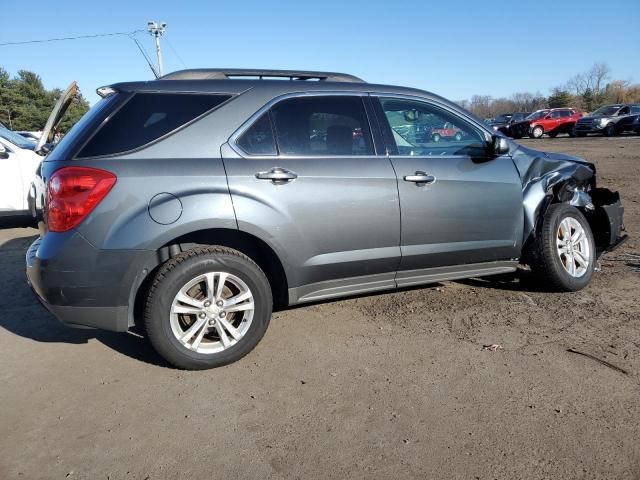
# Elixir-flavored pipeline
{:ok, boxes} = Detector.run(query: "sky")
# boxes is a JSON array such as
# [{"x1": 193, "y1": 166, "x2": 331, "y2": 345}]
[{"x1": 1, "y1": 0, "x2": 640, "y2": 105}]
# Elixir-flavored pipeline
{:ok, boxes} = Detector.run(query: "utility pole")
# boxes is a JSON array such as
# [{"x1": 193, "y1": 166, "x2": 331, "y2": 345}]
[{"x1": 147, "y1": 21, "x2": 166, "y2": 77}]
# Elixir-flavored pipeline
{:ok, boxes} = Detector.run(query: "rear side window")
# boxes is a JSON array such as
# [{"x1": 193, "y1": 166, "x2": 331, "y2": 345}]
[
  {"x1": 236, "y1": 113, "x2": 277, "y2": 155},
  {"x1": 78, "y1": 93, "x2": 230, "y2": 158},
  {"x1": 270, "y1": 96, "x2": 374, "y2": 156}
]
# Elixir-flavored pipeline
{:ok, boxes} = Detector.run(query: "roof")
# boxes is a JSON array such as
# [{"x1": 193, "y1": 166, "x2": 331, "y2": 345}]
[{"x1": 160, "y1": 68, "x2": 365, "y2": 83}]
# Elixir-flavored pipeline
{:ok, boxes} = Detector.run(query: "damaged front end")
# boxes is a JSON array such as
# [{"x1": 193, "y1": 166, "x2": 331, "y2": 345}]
[{"x1": 512, "y1": 145, "x2": 627, "y2": 257}]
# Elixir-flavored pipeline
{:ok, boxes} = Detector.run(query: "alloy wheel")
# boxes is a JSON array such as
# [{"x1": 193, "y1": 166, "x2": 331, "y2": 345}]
[
  {"x1": 169, "y1": 272, "x2": 255, "y2": 354},
  {"x1": 556, "y1": 217, "x2": 590, "y2": 277}
]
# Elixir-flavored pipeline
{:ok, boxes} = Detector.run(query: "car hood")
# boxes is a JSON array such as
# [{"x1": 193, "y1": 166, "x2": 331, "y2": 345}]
[
  {"x1": 513, "y1": 144, "x2": 591, "y2": 168},
  {"x1": 35, "y1": 81, "x2": 78, "y2": 154}
]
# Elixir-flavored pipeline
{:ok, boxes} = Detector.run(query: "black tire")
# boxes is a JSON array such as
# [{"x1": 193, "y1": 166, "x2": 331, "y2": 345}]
[
  {"x1": 529, "y1": 204, "x2": 596, "y2": 292},
  {"x1": 604, "y1": 123, "x2": 616, "y2": 137},
  {"x1": 548, "y1": 131, "x2": 558, "y2": 138},
  {"x1": 568, "y1": 129, "x2": 576, "y2": 138},
  {"x1": 575, "y1": 132, "x2": 587, "y2": 137},
  {"x1": 530, "y1": 125, "x2": 544, "y2": 139},
  {"x1": 144, "y1": 246, "x2": 273, "y2": 370}
]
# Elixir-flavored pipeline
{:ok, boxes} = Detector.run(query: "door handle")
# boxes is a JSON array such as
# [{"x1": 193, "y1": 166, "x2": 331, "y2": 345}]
[
  {"x1": 255, "y1": 167, "x2": 298, "y2": 184},
  {"x1": 403, "y1": 171, "x2": 436, "y2": 185}
]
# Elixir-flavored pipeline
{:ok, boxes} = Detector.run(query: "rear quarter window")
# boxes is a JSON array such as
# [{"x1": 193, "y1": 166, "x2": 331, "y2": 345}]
[{"x1": 77, "y1": 93, "x2": 231, "y2": 158}]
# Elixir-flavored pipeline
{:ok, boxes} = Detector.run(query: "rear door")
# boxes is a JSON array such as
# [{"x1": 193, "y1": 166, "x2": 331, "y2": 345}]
[
  {"x1": 372, "y1": 96, "x2": 523, "y2": 283},
  {"x1": 224, "y1": 93, "x2": 401, "y2": 302}
]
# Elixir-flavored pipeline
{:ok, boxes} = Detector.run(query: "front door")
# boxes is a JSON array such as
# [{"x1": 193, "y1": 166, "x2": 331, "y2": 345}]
[
  {"x1": 223, "y1": 94, "x2": 401, "y2": 302},
  {"x1": 372, "y1": 96, "x2": 524, "y2": 281}
]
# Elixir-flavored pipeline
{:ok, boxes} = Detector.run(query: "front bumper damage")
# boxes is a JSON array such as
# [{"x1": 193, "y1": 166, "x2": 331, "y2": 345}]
[{"x1": 512, "y1": 146, "x2": 627, "y2": 255}]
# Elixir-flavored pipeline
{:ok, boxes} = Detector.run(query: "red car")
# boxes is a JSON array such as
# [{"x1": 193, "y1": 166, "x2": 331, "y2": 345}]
[
  {"x1": 518, "y1": 108, "x2": 582, "y2": 139},
  {"x1": 431, "y1": 122, "x2": 463, "y2": 142}
]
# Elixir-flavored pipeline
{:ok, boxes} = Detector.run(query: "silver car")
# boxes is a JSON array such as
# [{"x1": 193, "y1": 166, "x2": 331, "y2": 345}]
[{"x1": 26, "y1": 69, "x2": 626, "y2": 369}]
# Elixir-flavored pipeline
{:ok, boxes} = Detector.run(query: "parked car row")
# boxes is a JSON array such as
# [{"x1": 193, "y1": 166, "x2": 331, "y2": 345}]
[{"x1": 488, "y1": 103, "x2": 640, "y2": 139}]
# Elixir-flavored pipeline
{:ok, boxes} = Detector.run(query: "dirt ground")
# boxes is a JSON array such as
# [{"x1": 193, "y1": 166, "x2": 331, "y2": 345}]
[{"x1": 1, "y1": 136, "x2": 639, "y2": 480}]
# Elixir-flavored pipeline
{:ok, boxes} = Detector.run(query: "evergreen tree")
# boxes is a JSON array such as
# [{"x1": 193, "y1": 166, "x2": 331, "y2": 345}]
[
  {"x1": 581, "y1": 88, "x2": 594, "y2": 112},
  {"x1": 547, "y1": 89, "x2": 574, "y2": 108},
  {"x1": 0, "y1": 68, "x2": 89, "y2": 132}
]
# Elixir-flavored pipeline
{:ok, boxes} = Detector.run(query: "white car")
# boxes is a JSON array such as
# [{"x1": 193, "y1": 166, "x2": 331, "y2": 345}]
[{"x1": 0, "y1": 128, "x2": 43, "y2": 219}]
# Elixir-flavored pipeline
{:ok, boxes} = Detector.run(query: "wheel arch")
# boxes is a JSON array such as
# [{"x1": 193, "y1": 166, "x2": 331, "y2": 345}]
[{"x1": 132, "y1": 228, "x2": 290, "y2": 329}]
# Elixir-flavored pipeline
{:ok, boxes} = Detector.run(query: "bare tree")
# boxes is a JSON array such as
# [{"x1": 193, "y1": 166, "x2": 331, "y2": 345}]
[{"x1": 567, "y1": 62, "x2": 611, "y2": 100}]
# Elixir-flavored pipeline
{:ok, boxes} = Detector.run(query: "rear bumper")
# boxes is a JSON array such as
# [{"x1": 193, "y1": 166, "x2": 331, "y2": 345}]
[{"x1": 26, "y1": 232, "x2": 157, "y2": 332}]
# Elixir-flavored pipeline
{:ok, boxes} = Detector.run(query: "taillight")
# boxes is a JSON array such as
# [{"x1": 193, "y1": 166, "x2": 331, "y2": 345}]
[{"x1": 47, "y1": 166, "x2": 116, "y2": 232}]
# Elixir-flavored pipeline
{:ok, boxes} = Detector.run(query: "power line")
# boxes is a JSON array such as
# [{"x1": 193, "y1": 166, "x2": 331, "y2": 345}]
[
  {"x1": 164, "y1": 36, "x2": 187, "y2": 68},
  {"x1": 0, "y1": 30, "x2": 146, "y2": 47}
]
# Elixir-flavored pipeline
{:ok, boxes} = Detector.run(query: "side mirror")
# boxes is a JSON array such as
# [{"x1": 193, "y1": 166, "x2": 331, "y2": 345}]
[{"x1": 491, "y1": 135, "x2": 510, "y2": 155}]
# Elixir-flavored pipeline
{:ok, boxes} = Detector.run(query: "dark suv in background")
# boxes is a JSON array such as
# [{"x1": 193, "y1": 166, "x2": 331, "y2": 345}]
[
  {"x1": 488, "y1": 112, "x2": 531, "y2": 138},
  {"x1": 26, "y1": 69, "x2": 626, "y2": 369},
  {"x1": 574, "y1": 104, "x2": 640, "y2": 137}
]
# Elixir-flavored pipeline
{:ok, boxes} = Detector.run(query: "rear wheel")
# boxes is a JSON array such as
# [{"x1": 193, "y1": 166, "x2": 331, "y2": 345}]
[
  {"x1": 144, "y1": 246, "x2": 272, "y2": 369},
  {"x1": 432, "y1": 133, "x2": 441, "y2": 142},
  {"x1": 568, "y1": 129, "x2": 576, "y2": 138},
  {"x1": 575, "y1": 132, "x2": 587, "y2": 137},
  {"x1": 530, "y1": 125, "x2": 544, "y2": 138},
  {"x1": 529, "y1": 204, "x2": 596, "y2": 291},
  {"x1": 548, "y1": 131, "x2": 558, "y2": 138}
]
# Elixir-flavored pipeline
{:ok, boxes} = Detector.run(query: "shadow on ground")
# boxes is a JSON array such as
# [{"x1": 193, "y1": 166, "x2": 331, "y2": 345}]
[{"x1": 0, "y1": 232, "x2": 168, "y2": 367}]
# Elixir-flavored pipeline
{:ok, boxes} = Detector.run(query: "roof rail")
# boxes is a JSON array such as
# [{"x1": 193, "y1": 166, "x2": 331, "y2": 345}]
[{"x1": 160, "y1": 68, "x2": 365, "y2": 83}]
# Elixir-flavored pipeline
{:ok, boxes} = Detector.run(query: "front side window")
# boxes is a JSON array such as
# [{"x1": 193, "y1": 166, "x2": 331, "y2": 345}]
[
  {"x1": 378, "y1": 98, "x2": 486, "y2": 157},
  {"x1": 78, "y1": 93, "x2": 231, "y2": 158},
  {"x1": 270, "y1": 96, "x2": 374, "y2": 156},
  {"x1": 631, "y1": 106, "x2": 640, "y2": 114}
]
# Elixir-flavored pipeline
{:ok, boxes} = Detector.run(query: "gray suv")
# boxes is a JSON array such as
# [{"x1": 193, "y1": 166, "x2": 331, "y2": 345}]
[{"x1": 26, "y1": 69, "x2": 626, "y2": 369}]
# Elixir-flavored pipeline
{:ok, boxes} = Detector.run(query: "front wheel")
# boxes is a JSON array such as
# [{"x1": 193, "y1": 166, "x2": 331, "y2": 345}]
[
  {"x1": 604, "y1": 123, "x2": 616, "y2": 137},
  {"x1": 144, "y1": 246, "x2": 273, "y2": 369},
  {"x1": 530, "y1": 126, "x2": 544, "y2": 138},
  {"x1": 529, "y1": 204, "x2": 596, "y2": 291}
]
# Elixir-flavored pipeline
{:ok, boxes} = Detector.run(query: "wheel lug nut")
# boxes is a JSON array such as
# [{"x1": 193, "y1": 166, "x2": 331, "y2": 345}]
[
  {"x1": 216, "y1": 300, "x2": 224, "y2": 307},
  {"x1": 219, "y1": 311, "x2": 226, "y2": 318},
  {"x1": 199, "y1": 312, "x2": 206, "y2": 319},
  {"x1": 204, "y1": 301, "x2": 211, "y2": 307},
  {"x1": 208, "y1": 319, "x2": 216, "y2": 326}
]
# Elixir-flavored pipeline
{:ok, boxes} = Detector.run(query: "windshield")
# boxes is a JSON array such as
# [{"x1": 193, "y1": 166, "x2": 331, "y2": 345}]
[
  {"x1": 592, "y1": 105, "x2": 620, "y2": 117},
  {"x1": 493, "y1": 114, "x2": 511, "y2": 123},
  {"x1": 0, "y1": 127, "x2": 36, "y2": 149},
  {"x1": 526, "y1": 110, "x2": 549, "y2": 121}
]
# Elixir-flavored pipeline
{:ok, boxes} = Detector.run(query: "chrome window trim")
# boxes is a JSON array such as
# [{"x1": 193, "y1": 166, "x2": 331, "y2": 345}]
[{"x1": 228, "y1": 91, "x2": 382, "y2": 160}]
